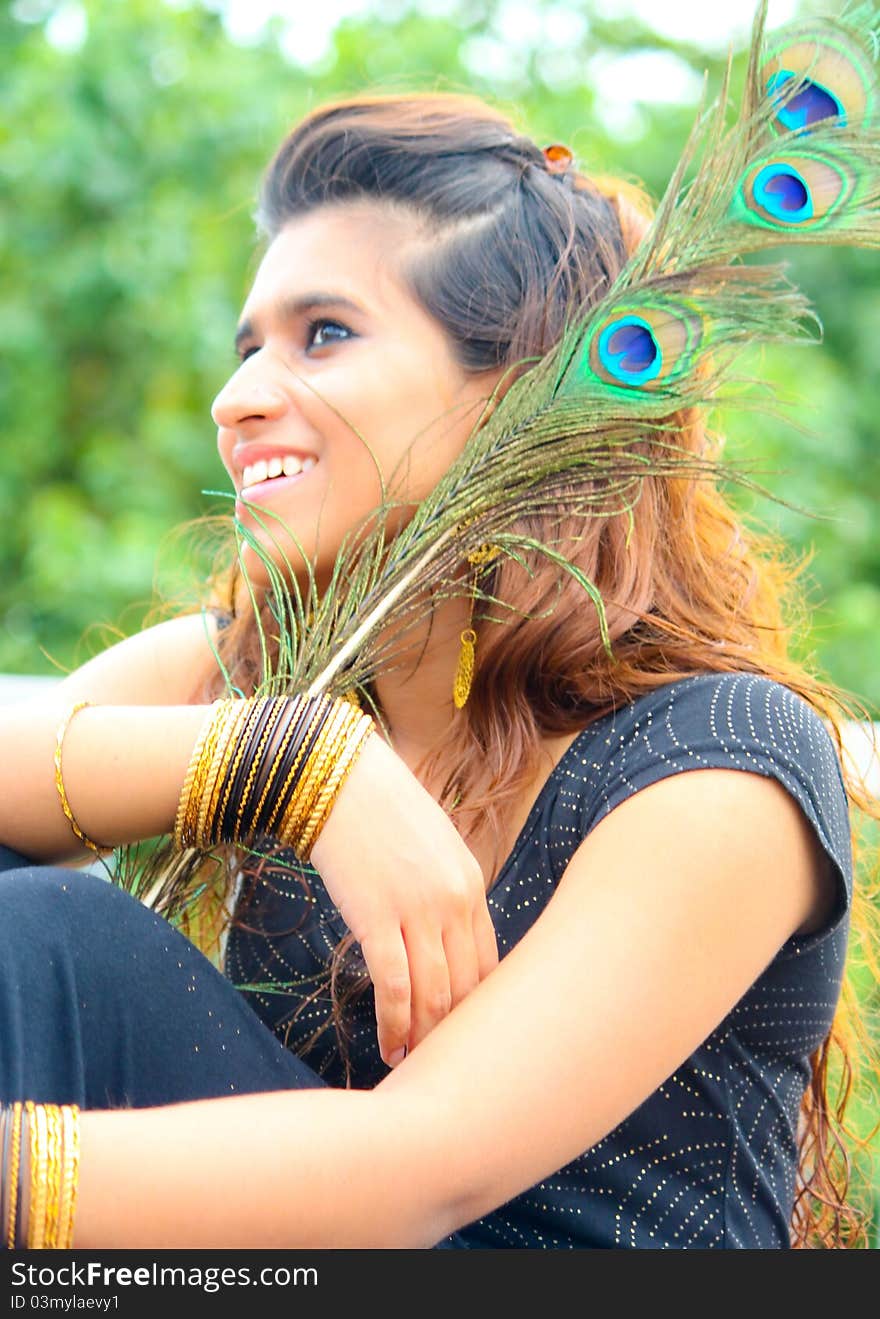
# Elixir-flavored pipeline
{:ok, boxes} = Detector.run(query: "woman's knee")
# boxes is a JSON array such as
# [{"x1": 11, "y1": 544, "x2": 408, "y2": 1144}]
[
  {"x1": 0, "y1": 865, "x2": 168, "y2": 974},
  {"x1": 0, "y1": 864, "x2": 122, "y2": 927}
]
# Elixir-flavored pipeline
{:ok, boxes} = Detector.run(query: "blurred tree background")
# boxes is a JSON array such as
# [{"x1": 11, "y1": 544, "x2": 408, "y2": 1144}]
[{"x1": 2, "y1": 0, "x2": 878, "y2": 1236}]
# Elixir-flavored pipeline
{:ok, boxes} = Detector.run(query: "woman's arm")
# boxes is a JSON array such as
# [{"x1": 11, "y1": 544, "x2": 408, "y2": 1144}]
[
  {"x1": 0, "y1": 700, "x2": 212, "y2": 860},
  {"x1": 71, "y1": 763, "x2": 833, "y2": 1247},
  {"x1": 0, "y1": 612, "x2": 224, "y2": 860}
]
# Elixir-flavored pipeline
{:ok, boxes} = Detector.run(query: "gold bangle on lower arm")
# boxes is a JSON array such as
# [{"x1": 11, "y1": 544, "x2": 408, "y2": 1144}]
[
  {"x1": 54, "y1": 702, "x2": 112, "y2": 854},
  {"x1": 55, "y1": 1106, "x2": 80, "y2": 1250},
  {"x1": 42, "y1": 1106, "x2": 62, "y2": 1249},
  {"x1": 286, "y1": 701, "x2": 365, "y2": 857},
  {"x1": 26, "y1": 1102, "x2": 48, "y2": 1250},
  {"x1": 6, "y1": 1103, "x2": 22, "y2": 1251},
  {"x1": 13, "y1": 1103, "x2": 79, "y2": 1251}
]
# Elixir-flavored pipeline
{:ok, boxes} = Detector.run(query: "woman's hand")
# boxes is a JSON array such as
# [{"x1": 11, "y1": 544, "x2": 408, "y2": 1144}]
[{"x1": 309, "y1": 731, "x2": 498, "y2": 1068}]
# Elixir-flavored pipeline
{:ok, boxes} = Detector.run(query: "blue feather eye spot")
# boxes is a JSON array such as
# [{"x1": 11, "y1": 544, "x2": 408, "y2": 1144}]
[
  {"x1": 766, "y1": 70, "x2": 846, "y2": 133},
  {"x1": 734, "y1": 150, "x2": 852, "y2": 232},
  {"x1": 752, "y1": 162, "x2": 813, "y2": 223},
  {"x1": 578, "y1": 302, "x2": 702, "y2": 395},
  {"x1": 761, "y1": 29, "x2": 875, "y2": 134},
  {"x1": 597, "y1": 317, "x2": 661, "y2": 386}
]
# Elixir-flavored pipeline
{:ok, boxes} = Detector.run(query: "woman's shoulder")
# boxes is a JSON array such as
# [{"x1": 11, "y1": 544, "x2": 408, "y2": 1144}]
[
  {"x1": 577, "y1": 670, "x2": 844, "y2": 789},
  {"x1": 559, "y1": 669, "x2": 853, "y2": 931}
]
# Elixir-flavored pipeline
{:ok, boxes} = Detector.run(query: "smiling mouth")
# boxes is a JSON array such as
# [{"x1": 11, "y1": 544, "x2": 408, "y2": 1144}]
[{"x1": 240, "y1": 454, "x2": 318, "y2": 494}]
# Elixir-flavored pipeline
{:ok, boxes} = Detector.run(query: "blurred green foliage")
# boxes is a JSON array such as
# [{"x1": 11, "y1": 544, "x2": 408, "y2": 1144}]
[{"x1": 2, "y1": 0, "x2": 878, "y2": 1239}]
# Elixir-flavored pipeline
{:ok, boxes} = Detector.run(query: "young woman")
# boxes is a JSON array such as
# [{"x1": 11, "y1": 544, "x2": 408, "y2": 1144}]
[{"x1": 1, "y1": 91, "x2": 877, "y2": 1250}]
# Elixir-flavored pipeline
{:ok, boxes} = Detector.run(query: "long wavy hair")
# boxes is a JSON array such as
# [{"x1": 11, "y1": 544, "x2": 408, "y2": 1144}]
[{"x1": 186, "y1": 93, "x2": 879, "y2": 1248}]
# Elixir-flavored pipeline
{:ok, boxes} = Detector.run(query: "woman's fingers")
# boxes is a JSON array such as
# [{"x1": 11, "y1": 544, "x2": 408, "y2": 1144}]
[
  {"x1": 473, "y1": 896, "x2": 500, "y2": 981},
  {"x1": 403, "y1": 927, "x2": 453, "y2": 1052},
  {"x1": 307, "y1": 732, "x2": 501, "y2": 1062},
  {"x1": 441, "y1": 915, "x2": 482, "y2": 1009},
  {"x1": 360, "y1": 926, "x2": 411, "y2": 1069}
]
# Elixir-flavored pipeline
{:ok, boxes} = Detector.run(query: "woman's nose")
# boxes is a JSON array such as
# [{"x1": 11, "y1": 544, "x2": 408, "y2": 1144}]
[{"x1": 211, "y1": 359, "x2": 289, "y2": 430}]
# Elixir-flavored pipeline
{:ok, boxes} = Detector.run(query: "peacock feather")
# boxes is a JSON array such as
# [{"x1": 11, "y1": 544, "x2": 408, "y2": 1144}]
[
  {"x1": 762, "y1": 6, "x2": 879, "y2": 133},
  {"x1": 114, "y1": 0, "x2": 880, "y2": 927}
]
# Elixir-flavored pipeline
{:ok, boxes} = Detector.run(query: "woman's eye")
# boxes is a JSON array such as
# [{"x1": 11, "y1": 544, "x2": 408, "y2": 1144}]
[
  {"x1": 235, "y1": 319, "x2": 351, "y2": 364},
  {"x1": 306, "y1": 318, "x2": 352, "y2": 350}
]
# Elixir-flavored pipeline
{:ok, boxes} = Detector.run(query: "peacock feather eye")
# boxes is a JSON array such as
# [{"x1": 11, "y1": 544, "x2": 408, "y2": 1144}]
[
  {"x1": 753, "y1": 162, "x2": 812, "y2": 222},
  {"x1": 761, "y1": 27, "x2": 876, "y2": 134},
  {"x1": 766, "y1": 70, "x2": 846, "y2": 132},
  {"x1": 733, "y1": 149, "x2": 854, "y2": 231},
  {"x1": 599, "y1": 318, "x2": 661, "y2": 385},
  {"x1": 577, "y1": 301, "x2": 703, "y2": 393}
]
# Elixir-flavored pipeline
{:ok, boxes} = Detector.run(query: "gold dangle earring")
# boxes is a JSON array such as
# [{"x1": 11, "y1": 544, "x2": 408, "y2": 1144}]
[
  {"x1": 452, "y1": 569, "x2": 478, "y2": 712},
  {"x1": 452, "y1": 543, "x2": 500, "y2": 710}
]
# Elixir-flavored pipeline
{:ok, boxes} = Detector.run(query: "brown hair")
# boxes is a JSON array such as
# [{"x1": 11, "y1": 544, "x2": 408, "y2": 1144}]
[{"x1": 198, "y1": 93, "x2": 879, "y2": 1247}]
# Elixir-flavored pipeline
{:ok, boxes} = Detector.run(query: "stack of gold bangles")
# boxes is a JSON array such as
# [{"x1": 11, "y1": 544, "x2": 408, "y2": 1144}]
[
  {"x1": 173, "y1": 692, "x2": 375, "y2": 861},
  {"x1": 1, "y1": 1101, "x2": 80, "y2": 1249}
]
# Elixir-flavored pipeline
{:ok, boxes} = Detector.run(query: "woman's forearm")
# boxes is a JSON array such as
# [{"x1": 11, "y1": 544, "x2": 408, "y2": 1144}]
[
  {"x1": 0, "y1": 702, "x2": 209, "y2": 861},
  {"x1": 74, "y1": 1087, "x2": 456, "y2": 1249}
]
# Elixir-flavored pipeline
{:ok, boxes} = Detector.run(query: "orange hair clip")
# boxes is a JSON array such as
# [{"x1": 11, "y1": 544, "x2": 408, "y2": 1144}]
[{"x1": 542, "y1": 143, "x2": 573, "y2": 174}]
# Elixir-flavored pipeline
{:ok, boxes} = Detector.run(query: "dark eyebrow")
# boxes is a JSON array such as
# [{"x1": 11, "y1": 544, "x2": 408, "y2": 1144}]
[{"x1": 233, "y1": 292, "x2": 363, "y2": 354}]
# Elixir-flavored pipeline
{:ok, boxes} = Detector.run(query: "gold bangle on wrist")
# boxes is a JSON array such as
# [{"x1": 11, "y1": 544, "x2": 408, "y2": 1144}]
[
  {"x1": 234, "y1": 698, "x2": 289, "y2": 839},
  {"x1": 198, "y1": 701, "x2": 250, "y2": 848},
  {"x1": 299, "y1": 715, "x2": 375, "y2": 861},
  {"x1": 279, "y1": 699, "x2": 353, "y2": 855},
  {"x1": 171, "y1": 691, "x2": 370, "y2": 858},
  {"x1": 173, "y1": 700, "x2": 223, "y2": 849},
  {"x1": 295, "y1": 705, "x2": 367, "y2": 854},
  {"x1": 288, "y1": 702, "x2": 370, "y2": 859},
  {"x1": 264, "y1": 698, "x2": 330, "y2": 837},
  {"x1": 247, "y1": 697, "x2": 308, "y2": 833},
  {"x1": 54, "y1": 702, "x2": 112, "y2": 854},
  {"x1": 188, "y1": 700, "x2": 237, "y2": 848}
]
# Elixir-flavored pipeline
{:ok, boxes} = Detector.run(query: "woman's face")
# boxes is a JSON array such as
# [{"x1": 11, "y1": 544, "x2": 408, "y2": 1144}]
[{"x1": 213, "y1": 202, "x2": 503, "y2": 594}]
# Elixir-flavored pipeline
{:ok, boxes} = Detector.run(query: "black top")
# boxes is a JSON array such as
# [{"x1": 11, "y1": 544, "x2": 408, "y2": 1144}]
[{"x1": 223, "y1": 671, "x2": 853, "y2": 1248}]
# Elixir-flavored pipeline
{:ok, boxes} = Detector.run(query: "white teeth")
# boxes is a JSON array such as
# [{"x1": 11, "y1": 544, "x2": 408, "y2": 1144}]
[{"x1": 241, "y1": 454, "x2": 315, "y2": 490}]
